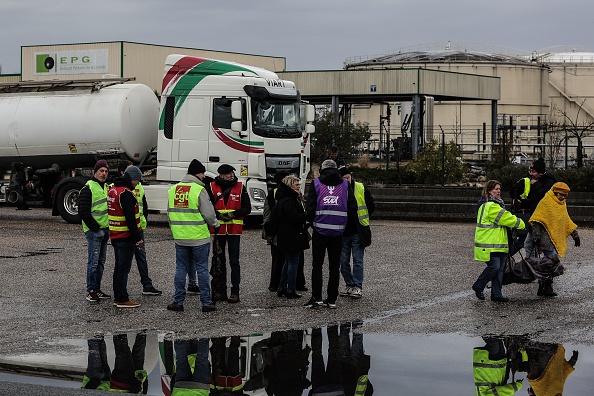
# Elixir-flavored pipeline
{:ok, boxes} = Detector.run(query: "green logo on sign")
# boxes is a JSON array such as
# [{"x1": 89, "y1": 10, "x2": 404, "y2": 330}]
[{"x1": 36, "y1": 54, "x2": 55, "y2": 73}]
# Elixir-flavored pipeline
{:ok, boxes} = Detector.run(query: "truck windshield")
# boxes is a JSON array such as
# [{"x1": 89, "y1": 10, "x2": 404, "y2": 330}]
[{"x1": 252, "y1": 101, "x2": 302, "y2": 139}]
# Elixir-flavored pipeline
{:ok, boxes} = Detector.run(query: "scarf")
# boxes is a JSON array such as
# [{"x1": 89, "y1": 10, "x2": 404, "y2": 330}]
[
  {"x1": 490, "y1": 195, "x2": 505, "y2": 208},
  {"x1": 529, "y1": 190, "x2": 577, "y2": 257}
]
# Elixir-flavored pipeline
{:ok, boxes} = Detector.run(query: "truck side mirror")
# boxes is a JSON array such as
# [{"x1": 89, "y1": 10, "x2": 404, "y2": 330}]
[
  {"x1": 231, "y1": 100, "x2": 242, "y2": 120},
  {"x1": 305, "y1": 124, "x2": 315, "y2": 134},
  {"x1": 305, "y1": 104, "x2": 315, "y2": 123}
]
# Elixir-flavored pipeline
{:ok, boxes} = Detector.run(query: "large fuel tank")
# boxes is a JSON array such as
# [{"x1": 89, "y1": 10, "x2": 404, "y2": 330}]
[{"x1": 0, "y1": 83, "x2": 159, "y2": 169}]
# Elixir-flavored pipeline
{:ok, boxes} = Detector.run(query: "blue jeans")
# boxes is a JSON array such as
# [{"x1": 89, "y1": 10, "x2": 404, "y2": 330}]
[
  {"x1": 213, "y1": 235, "x2": 241, "y2": 296},
  {"x1": 174, "y1": 338, "x2": 210, "y2": 386},
  {"x1": 85, "y1": 228, "x2": 109, "y2": 292},
  {"x1": 473, "y1": 252, "x2": 507, "y2": 299},
  {"x1": 174, "y1": 244, "x2": 212, "y2": 306},
  {"x1": 340, "y1": 233, "x2": 365, "y2": 288},
  {"x1": 112, "y1": 239, "x2": 136, "y2": 302},
  {"x1": 134, "y1": 231, "x2": 154, "y2": 290},
  {"x1": 279, "y1": 250, "x2": 300, "y2": 293}
]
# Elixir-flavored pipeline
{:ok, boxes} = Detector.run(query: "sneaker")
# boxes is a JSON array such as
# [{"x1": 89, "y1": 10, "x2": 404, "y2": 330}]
[
  {"x1": 286, "y1": 291, "x2": 302, "y2": 299},
  {"x1": 304, "y1": 297, "x2": 323, "y2": 309},
  {"x1": 86, "y1": 291, "x2": 99, "y2": 302},
  {"x1": 142, "y1": 286, "x2": 162, "y2": 296},
  {"x1": 340, "y1": 286, "x2": 353, "y2": 297},
  {"x1": 187, "y1": 285, "x2": 200, "y2": 294},
  {"x1": 201, "y1": 304, "x2": 216, "y2": 312},
  {"x1": 227, "y1": 294, "x2": 240, "y2": 304},
  {"x1": 323, "y1": 299, "x2": 337, "y2": 309},
  {"x1": 350, "y1": 287, "x2": 362, "y2": 298},
  {"x1": 115, "y1": 300, "x2": 141, "y2": 308},
  {"x1": 96, "y1": 290, "x2": 111, "y2": 299},
  {"x1": 167, "y1": 303, "x2": 184, "y2": 312}
]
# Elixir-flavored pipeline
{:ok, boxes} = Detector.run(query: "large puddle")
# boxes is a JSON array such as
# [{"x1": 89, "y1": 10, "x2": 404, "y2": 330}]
[{"x1": 0, "y1": 323, "x2": 591, "y2": 395}]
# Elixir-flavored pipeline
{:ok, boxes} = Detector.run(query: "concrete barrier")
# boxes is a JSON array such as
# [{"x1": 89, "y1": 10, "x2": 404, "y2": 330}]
[{"x1": 369, "y1": 186, "x2": 594, "y2": 224}]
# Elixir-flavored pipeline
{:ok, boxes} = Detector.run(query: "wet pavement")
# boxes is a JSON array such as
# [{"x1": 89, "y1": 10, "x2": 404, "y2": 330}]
[{"x1": 1, "y1": 206, "x2": 594, "y2": 394}]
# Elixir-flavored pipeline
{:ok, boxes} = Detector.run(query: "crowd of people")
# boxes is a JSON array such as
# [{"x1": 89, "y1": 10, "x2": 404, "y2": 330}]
[
  {"x1": 473, "y1": 157, "x2": 581, "y2": 303},
  {"x1": 79, "y1": 151, "x2": 375, "y2": 312}
]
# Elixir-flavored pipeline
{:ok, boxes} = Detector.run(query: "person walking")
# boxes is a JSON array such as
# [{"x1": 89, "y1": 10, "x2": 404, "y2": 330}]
[
  {"x1": 166, "y1": 159, "x2": 219, "y2": 313},
  {"x1": 304, "y1": 159, "x2": 354, "y2": 309},
  {"x1": 108, "y1": 166, "x2": 145, "y2": 308},
  {"x1": 509, "y1": 172, "x2": 533, "y2": 256},
  {"x1": 524, "y1": 158, "x2": 556, "y2": 257},
  {"x1": 266, "y1": 174, "x2": 310, "y2": 299},
  {"x1": 79, "y1": 159, "x2": 111, "y2": 302},
  {"x1": 529, "y1": 182, "x2": 580, "y2": 297},
  {"x1": 338, "y1": 166, "x2": 375, "y2": 299},
  {"x1": 116, "y1": 161, "x2": 161, "y2": 297},
  {"x1": 207, "y1": 164, "x2": 251, "y2": 304},
  {"x1": 473, "y1": 180, "x2": 525, "y2": 303}
]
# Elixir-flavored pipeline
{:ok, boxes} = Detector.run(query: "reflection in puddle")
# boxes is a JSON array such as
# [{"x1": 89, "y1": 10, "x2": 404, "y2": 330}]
[{"x1": 0, "y1": 326, "x2": 592, "y2": 394}]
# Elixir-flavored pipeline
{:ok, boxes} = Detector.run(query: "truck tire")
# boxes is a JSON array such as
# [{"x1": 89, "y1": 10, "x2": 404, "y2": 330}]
[{"x1": 56, "y1": 181, "x2": 83, "y2": 224}]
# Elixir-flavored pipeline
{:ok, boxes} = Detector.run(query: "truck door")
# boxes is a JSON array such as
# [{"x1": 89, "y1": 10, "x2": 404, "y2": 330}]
[{"x1": 208, "y1": 97, "x2": 248, "y2": 172}]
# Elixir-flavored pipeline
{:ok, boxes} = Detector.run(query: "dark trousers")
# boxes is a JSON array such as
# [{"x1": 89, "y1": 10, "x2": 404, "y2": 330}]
[
  {"x1": 214, "y1": 234, "x2": 241, "y2": 296},
  {"x1": 311, "y1": 230, "x2": 343, "y2": 303},
  {"x1": 112, "y1": 239, "x2": 135, "y2": 302},
  {"x1": 134, "y1": 231, "x2": 154, "y2": 290},
  {"x1": 311, "y1": 325, "x2": 342, "y2": 391},
  {"x1": 270, "y1": 245, "x2": 306, "y2": 290}
]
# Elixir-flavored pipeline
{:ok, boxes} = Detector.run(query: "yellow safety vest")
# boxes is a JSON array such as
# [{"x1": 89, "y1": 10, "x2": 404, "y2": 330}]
[
  {"x1": 473, "y1": 348, "x2": 522, "y2": 396},
  {"x1": 81, "y1": 180, "x2": 109, "y2": 232},
  {"x1": 353, "y1": 181, "x2": 369, "y2": 226},
  {"x1": 133, "y1": 183, "x2": 147, "y2": 230},
  {"x1": 519, "y1": 177, "x2": 531, "y2": 200},
  {"x1": 474, "y1": 201, "x2": 524, "y2": 262},
  {"x1": 167, "y1": 182, "x2": 210, "y2": 241}
]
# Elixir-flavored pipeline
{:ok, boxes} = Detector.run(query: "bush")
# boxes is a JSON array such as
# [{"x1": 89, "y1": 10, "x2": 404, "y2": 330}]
[
  {"x1": 488, "y1": 164, "x2": 594, "y2": 192},
  {"x1": 345, "y1": 166, "x2": 416, "y2": 185}
]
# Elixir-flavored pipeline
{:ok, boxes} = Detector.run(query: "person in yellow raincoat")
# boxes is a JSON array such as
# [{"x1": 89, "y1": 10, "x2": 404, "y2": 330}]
[{"x1": 529, "y1": 182, "x2": 580, "y2": 297}]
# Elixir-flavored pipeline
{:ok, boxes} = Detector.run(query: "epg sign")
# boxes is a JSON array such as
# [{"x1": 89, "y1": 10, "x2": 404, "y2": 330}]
[{"x1": 34, "y1": 49, "x2": 109, "y2": 75}]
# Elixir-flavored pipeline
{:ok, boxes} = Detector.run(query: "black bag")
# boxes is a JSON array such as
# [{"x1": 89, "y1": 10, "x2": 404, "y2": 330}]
[{"x1": 357, "y1": 223, "x2": 372, "y2": 248}]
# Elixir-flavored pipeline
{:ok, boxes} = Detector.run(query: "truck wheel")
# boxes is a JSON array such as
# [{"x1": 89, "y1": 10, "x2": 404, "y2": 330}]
[{"x1": 56, "y1": 181, "x2": 83, "y2": 224}]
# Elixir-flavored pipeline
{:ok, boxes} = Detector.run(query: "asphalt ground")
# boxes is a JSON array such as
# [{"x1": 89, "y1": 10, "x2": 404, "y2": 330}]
[{"x1": 1, "y1": 206, "x2": 594, "y2": 394}]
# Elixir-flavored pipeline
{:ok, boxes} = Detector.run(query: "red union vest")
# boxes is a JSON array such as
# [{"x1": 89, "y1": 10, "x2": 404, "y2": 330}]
[
  {"x1": 210, "y1": 182, "x2": 244, "y2": 235},
  {"x1": 108, "y1": 186, "x2": 141, "y2": 240}
]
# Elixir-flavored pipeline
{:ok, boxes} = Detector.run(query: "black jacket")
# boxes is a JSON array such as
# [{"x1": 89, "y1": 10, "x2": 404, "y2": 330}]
[
  {"x1": 78, "y1": 177, "x2": 107, "y2": 232},
  {"x1": 206, "y1": 176, "x2": 251, "y2": 218},
  {"x1": 270, "y1": 183, "x2": 309, "y2": 252},
  {"x1": 111, "y1": 176, "x2": 142, "y2": 242},
  {"x1": 528, "y1": 172, "x2": 556, "y2": 212},
  {"x1": 306, "y1": 168, "x2": 356, "y2": 225}
]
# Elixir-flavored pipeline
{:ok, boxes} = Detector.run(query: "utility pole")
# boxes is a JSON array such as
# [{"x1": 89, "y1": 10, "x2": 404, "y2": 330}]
[{"x1": 380, "y1": 103, "x2": 391, "y2": 179}]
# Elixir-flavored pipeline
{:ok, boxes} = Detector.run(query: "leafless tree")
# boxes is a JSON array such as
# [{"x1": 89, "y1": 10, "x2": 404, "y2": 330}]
[{"x1": 550, "y1": 99, "x2": 594, "y2": 167}]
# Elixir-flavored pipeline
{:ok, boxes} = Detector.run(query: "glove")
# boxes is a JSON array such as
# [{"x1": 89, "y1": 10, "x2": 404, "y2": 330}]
[
  {"x1": 220, "y1": 212, "x2": 235, "y2": 222},
  {"x1": 574, "y1": 236, "x2": 581, "y2": 247},
  {"x1": 533, "y1": 238, "x2": 541, "y2": 247},
  {"x1": 215, "y1": 211, "x2": 222, "y2": 220},
  {"x1": 569, "y1": 350, "x2": 579, "y2": 366},
  {"x1": 213, "y1": 225, "x2": 221, "y2": 235}
]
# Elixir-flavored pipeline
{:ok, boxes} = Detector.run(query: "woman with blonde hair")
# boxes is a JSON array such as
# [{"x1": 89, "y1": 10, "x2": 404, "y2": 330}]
[
  {"x1": 473, "y1": 180, "x2": 525, "y2": 302},
  {"x1": 266, "y1": 174, "x2": 310, "y2": 299}
]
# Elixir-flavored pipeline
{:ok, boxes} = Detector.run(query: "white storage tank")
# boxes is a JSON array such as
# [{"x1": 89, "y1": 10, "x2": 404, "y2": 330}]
[{"x1": 0, "y1": 83, "x2": 159, "y2": 169}]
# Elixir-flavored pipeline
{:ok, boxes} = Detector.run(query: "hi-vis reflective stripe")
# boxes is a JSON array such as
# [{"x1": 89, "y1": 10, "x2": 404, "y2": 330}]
[
  {"x1": 473, "y1": 362, "x2": 507, "y2": 369},
  {"x1": 91, "y1": 199, "x2": 108, "y2": 217},
  {"x1": 313, "y1": 222, "x2": 345, "y2": 230},
  {"x1": 311, "y1": 391, "x2": 345, "y2": 396},
  {"x1": 315, "y1": 210, "x2": 348, "y2": 216},
  {"x1": 354, "y1": 375, "x2": 368, "y2": 395},
  {"x1": 169, "y1": 220, "x2": 207, "y2": 226},
  {"x1": 475, "y1": 242, "x2": 508, "y2": 249},
  {"x1": 358, "y1": 205, "x2": 369, "y2": 219},
  {"x1": 168, "y1": 207, "x2": 201, "y2": 214}
]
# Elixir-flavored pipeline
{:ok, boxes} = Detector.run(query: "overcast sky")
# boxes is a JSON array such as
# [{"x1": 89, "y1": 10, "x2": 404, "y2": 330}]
[{"x1": 1, "y1": 0, "x2": 592, "y2": 74}]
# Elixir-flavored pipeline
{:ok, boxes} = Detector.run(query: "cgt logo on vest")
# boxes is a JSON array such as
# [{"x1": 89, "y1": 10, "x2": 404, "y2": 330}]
[{"x1": 174, "y1": 185, "x2": 191, "y2": 208}]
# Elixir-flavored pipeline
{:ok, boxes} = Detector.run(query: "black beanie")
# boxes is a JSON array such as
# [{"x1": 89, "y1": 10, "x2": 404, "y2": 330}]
[
  {"x1": 530, "y1": 157, "x2": 546, "y2": 174},
  {"x1": 187, "y1": 159, "x2": 206, "y2": 175},
  {"x1": 217, "y1": 164, "x2": 236, "y2": 174},
  {"x1": 94, "y1": 160, "x2": 109, "y2": 174}
]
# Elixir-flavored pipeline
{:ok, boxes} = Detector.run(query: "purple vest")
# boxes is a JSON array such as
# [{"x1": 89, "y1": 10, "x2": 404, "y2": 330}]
[{"x1": 313, "y1": 178, "x2": 349, "y2": 236}]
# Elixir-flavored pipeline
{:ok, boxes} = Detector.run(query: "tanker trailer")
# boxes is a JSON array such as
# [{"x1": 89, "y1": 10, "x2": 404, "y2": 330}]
[{"x1": 0, "y1": 79, "x2": 159, "y2": 223}]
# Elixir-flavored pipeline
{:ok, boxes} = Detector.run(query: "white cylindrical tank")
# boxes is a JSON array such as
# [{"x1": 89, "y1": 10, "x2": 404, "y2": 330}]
[{"x1": 0, "y1": 83, "x2": 159, "y2": 169}]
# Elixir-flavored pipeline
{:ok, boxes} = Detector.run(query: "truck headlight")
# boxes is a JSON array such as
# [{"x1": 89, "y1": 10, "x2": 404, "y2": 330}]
[{"x1": 250, "y1": 188, "x2": 266, "y2": 203}]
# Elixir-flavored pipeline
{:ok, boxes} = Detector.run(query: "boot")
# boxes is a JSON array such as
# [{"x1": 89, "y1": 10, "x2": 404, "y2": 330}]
[
  {"x1": 543, "y1": 280, "x2": 557, "y2": 297},
  {"x1": 537, "y1": 281, "x2": 545, "y2": 296}
]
